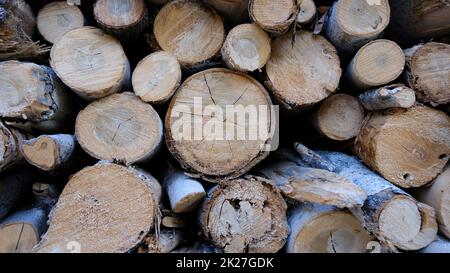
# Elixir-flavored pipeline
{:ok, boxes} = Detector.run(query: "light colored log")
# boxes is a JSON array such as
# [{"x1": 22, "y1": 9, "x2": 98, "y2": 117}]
[
  {"x1": 221, "y1": 23, "x2": 271, "y2": 73},
  {"x1": 249, "y1": 0, "x2": 297, "y2": 34},
  {"x1": 359, "y1": 84, "x2": 416, "y2": 111},
  {"x1": 138, "y1": 229, "x2": 183, "y2": 253},
  {"x1": 324, "y1": 0, "x2": 390, "y2": 54},
  {"x1": 205, "y1": 0, "x2": 249, "y2": 24},
  {"x1": 296, "y1": 0, "x2": 316, "y2": 25},
  {"x1": 50, "y1": 26, "x2": 130, "y2": 101},
  {"x1": 200, "y1": 176, "x2": 289, "y2": 253},
  {"x1": 37, "y1": 1, "x2": 85, "y2": 44},
  {"x1": 76, "y1": 92, "x2": 163, "y2": 164},
  {"x1": 265, "y1": 31, "x2": 341, "y2": 111},
  {"x1": 346, "y1": 39, "x2": 405, "y2": 90},
  {"x1": 0, "y1": 122, "x2": 29, "y2": 172},
  {"x1": 162, "y1": 215, "x2": 187, "y2": 229},
  {"x1": 0, "y1": 170, "x2": 35, "y2": 220},
  {"x1": 355, "y1": 106, "x2": 450, "y2": 188},
  {"x1": 132, "y1": 51, "x2": 181, "y2": 104},
  {"x1": 35, "y1": 162, "x2": 162, "y2": 253}
]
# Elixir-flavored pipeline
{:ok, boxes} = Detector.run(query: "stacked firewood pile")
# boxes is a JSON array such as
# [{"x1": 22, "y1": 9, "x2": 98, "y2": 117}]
[{"x1": 0, "y1": 0, "x2": 449, "y2": 253}]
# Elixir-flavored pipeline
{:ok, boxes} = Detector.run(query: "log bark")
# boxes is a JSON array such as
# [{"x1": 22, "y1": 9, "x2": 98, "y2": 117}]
[
  {"x1": 221, "y1": 23, "x2": 271, "y2": 73},
  {"x1": 346, "y1": 39, "x2": 405, "y2": 90},
  {"x1": 355, "y1": 106, "x2": 450, "y2": 188},
  {"x1": 286, "y1": 203, "x2": 374, "y2": 253},
  {"x1": 0, "y1": 170, "x2": 35, "y2": 220},
  {"x1": 93, "y1": 0, "x2": 148, "y2": 43},
  {"x1": 35, "y1": 162, "x2": 162, "y2": 253},
  {"x1": 415, "y1": 165, "x2": 450, "y2": 239},
  {"x1": 138, "y1": 229, "x2": 183, "y2": 253},
  {"x1": 256, "y1": 161, "x2": 367, "y2": 208},
  {"x1": 404, "y1": 42, "x2": 450, "y2": 106},
  {"x1": 312, "y1": 94, "x2": 365, "y2": 141},
  {"x1": 0, "y1": 61, "x2": 75, "y2": 133},
  {"x1": 249, "y1": 0, "x2": 297, "y2": 34},
  {"x1": 76, "y1": 92, "x2": 163, "y2": 164},
  {"x1": 324, "y1": 0, "x2": 390, "y2": 54},
  {"x1": 265, "y1": 31, "x2": 341, "y2": 111},
  {"x1": 165, "y1": 68, "x2": 275, "y2": 182},
  {"x1": 293, "y1": 143, "x2": 438, "y2": 251},
  {"x1": 37, "y1": 1, "x2": 85, "y2": 44},
  {"x1": 132, "y1": 51, "x2": 181, "y2": 104},
  {"x1": 153, "y1": 0, "x2": 225, "y2": 70},
  {"x1": 205, "y1": 0, "x2": 249, "y2": 24},
  {"x1": 21, "y1": 134, "x2": 76, "y2": 171},
  {"x1": 359, "y1": 84, "x2": 416, "y2": 111},
  {"x1": 296, "y1": 0, "x2": 316, "y2": 25},
  {"x1": 0, "y1": 122, "x2": 30, "y2": 172},
  {"x1": 200, "y1": 176, "x2": 289, "y2": 253},
  {"x1": 418, "y1": 235, "x2": 450, "y2": 253},
  {"x1": 50, "y1": 26, "x2": 131, "y2": 101}
]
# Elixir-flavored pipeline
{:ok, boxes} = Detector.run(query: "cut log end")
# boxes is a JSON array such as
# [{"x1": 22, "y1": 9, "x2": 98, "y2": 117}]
[
  {"x1": 249, "y1": 0, "x2": 297, "y2": 34},
  {"x1": 296, "y1": 0, "x2": 316, "y2": 24}
]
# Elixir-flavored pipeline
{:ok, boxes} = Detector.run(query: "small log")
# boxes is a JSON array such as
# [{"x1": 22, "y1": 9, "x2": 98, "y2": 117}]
[
  {"x1": 0, "y1": 170, "x2": 35, "y2": 220},
  {"x1": 296, "y1": 0, "x2": 316, "y2": 25},
  {"x1": 249, "y1": 0, "x2": 297, "y2": 34},
  {"x1": 162, "y1": 215, "x2": 187, "y2": 229},
  {"x1": 359, "y1": 84, "x2": 416, "y2": 111},
  {"x1": 37, "y1": 1, "x2": 85, "y2": 44},
  {"x1": 138, "y1": 229, "x2": 183, "y2": 253},
  {"x1": 153, "y1": 0, "x2": 225, "y2": 70},
  {"x1": 0, "y1": 207, "x2": 47, "y2": 253},
  {"x1": 312, "y1": 94, "x2": 365, "y2": 141},
  {"x1": 418, "y1": 236, "x2": 450, "y2": 253},
  {"x1": 346, "y1": 39, "x2": 405, "y2": 90},
  {"x1": 404, "y1": 42, "x2": 450, "y2": 106},
  {"x1": 204, "y1": 0, "x2": 249, "y2": 24},
  {"x1": 265, "y1": 31, "x2": 341, "y2": 111},
  {"x1": 0, "y1": 122, "x2": 29, "y2": 172},
  {"x1": 324, "y1": 0, "x2": 390, "y2": 54},
  {"x1": 132, "y1": 51, "x2": 181, "y2": 104},
  {"x1": 35, "y1": 163, "x2": 162, "y2": 253},
  {"x1": 415, "y1": 166, "x2": 450, "y2": 239},
  {"x1": 256, "y1": 161, "x2": 367, "y2": 208},
  {"x1": 50, "y1": 26, "x2": 130, "y2": 101},
  {"x1": 165, "y1": 68, "x2": 274, "y2": 182},
  {"x1": 200, "y1": 176, "x2": 289, "y2": 253},
  {"x1": 0, "y1": 61, "x2": 74, "y2": 132},
  {"x1": 355, "y1": 106, "x2": 450, "y2": 188},
  {"x1": 21, "y1": 134, "x2": 76, "y2": 171},
  {"x1": 76, "y1": 92, "x2": 162, "y2": 164},
  {"x1": 286, "y1": 203, "x2": 374, "y2": 253},
  {"x1": 93, "y1": 0, "x2": 148, "y2": 42},
  {"x1": 221, "y1": 23, "x2": 271, "y2": 73}
]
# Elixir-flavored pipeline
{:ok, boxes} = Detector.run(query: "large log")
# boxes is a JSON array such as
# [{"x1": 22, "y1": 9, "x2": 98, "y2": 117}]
[
  {"x1": 165, "y1": 68, "x2": 275, "y2": 182},
  {"x1": 404, "y1": 42, "x2": 450, "y2": 106},
  {"x1": 249, "y1": 0, "x2": 297, "y2": 34},
  {"x1": 76, "y1": 92, "x2": 163, "y2": 164},
  {"x1": 50, "y1": 27, "x2": 130, "y2": 101},
  {"x1": 200, "y1": 176, "x2": 289, "y2": 253},
  {"x1": 355, "y1": 106, "x2": 450, "y2": 188},
  {"x1": 0, "y1": 122, "x2": 29, "y2": 172},
  {"x1": 35, "y1": 163, "x2": 162, "y2": 253},
  {"x1": 265, "y1": 31, "x2": 341, "y2": 111},
  {"x1": 358, "y1": 84, "x2": 416, "y2": 111}
]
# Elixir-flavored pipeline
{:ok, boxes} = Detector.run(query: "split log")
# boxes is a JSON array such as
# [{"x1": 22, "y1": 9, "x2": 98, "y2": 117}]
[
  {"x1": 265, "y1": 31, "x2": 341, "y2": 111},
  {"x1": 359, "y1": 84, "x2": 416, "y2": 111},
  {"x1": 76, "y1": 92, "x2": 163, "y2": 164},
  {"x1": 0, "y1": 0, "x2": 48, "y2": 60},
  {"x1": 132, "y1": 51, "x2": 181, "y2": 104},
  {"x1": 293, "y1": 144, "x2": 438, "y2": 251},
  {"x1": 138, "y1": 229, "x2": 183, "y2": 253},
  {"x1": 404, "y1": 42, "x2": 450, "y2": 106},
  {"x1": 0, "y1": 61, "x2": 74, "y2": 132},
  {"x1": 389, "y1": 0, "x2": 450, "y2": 43},
  {"x1": 200, "y1": 176, "x2": 289, "y2": 253},
  {"x1": 286, "y1": 204, "x2": 374, "y2": 253},
  {"x1": 21, "y1": 134, "x2": 76, "y2": 171},
  {"x1": 324, "y1": 0, "x2": 390, "y2": 54},
  {"x1": 249, "y1": 0, "x2": 297, "y2": 34},
  {"x1": 0, "y1": 207, "x2": 47, "y2": 253},
  {"x1": 37, "y1": 1, "x2": 85, "y2": 44},
  {"x1": 415, "y1": 166, "x2": 450, "y2": 238},
  {"x1": 50, "y1": 26, "x2": 130, "y2": 101},
  {"x1": 93, "y1": 0, "x2": 148, "y2": 42},
  {"x1": 204, "y1": 0, "x2": 249, "y2": 24},
  {"x1": 221, "y1": 23, "x2": 271, "y2": 73},
  {"x1": 312, "y1": 94, "x2": 365, "y2": 141},
  {"x1": 296, "y1": 0, "x2": 316, "y2": 25},
  {"x1": 165, "y1": 68, "x2": 274, "y2": 182},
  {"x1": 419, "y1": 236, "x2": 450, "y2": 253},
  {"x1": 0, "y1": 122, "x2": 29, "y2": 172},
  {"x1": 355, "y1": 106, "x2": 450, "y2": 188},
  {"x1": 256, "y1": 161, "x2": 367, "y2": 208},
  {"x1": 153, "y1": 0, "x2": 225, "y2": 70},
  {"x1": 35, "y1": 163, "x2": 162, "y2": 253},
  {"x1": 0, "y1": 170, "x2": 34, "y2": 220},
  {"x1": 346, "y1": 39, "x2": 405, "y2": 90}
]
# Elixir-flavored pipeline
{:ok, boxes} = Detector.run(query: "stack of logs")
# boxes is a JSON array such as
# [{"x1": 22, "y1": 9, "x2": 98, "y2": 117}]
[{"x1": 0, "y1": 0, "x2": 449, "y2": 253}]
